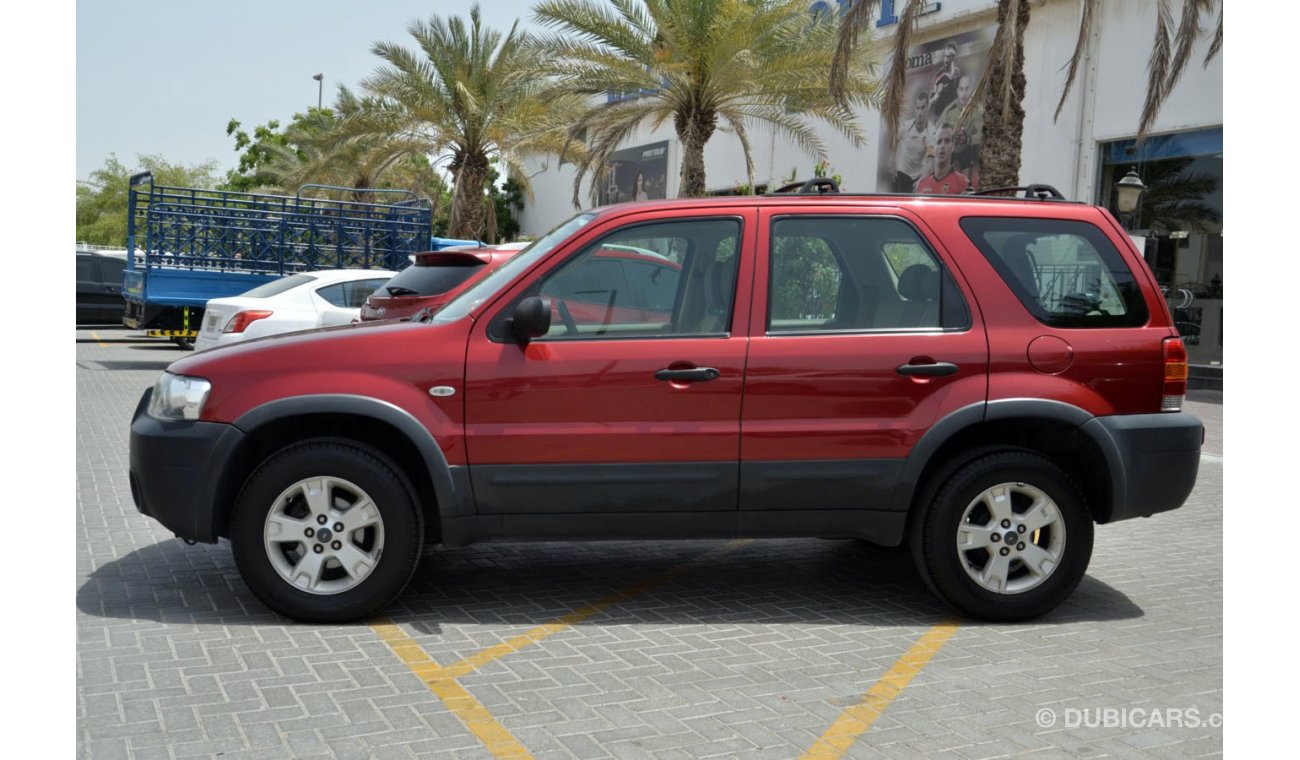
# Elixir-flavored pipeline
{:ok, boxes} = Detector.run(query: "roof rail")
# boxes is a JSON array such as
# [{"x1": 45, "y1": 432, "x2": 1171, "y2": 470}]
[
  {"x1": 971, "y1": 184, "x2": 1066, "y2": 200},
  {"x1": 772, "y1": 177, "x2": 840, "y2": 195}
]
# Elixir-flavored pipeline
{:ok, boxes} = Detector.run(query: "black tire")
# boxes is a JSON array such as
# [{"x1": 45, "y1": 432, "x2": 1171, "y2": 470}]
[
  {"x1": 171, "y1": 336, "x2": 195, "y2": 350},
  {"x1": 911, "y1": 450, "x2": 1093, "y2": 622},
  {"x1": 230, "y1": 438, "x2": 423, "y2": 623}
]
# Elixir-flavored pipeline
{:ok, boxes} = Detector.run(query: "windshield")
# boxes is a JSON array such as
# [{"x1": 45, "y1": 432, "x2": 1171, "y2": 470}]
[{"x1": 433, "y1": 213, "x2": 596, "y2": 323}]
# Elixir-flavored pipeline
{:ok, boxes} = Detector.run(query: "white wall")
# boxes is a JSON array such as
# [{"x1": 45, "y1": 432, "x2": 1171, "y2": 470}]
[{"x1": 516, "y1": 0, "x2": 1223, "y2": 232}]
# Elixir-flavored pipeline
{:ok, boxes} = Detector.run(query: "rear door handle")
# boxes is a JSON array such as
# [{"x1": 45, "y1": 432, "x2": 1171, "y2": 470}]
[
  {"x1": 896, "y1": 361, "x2": 959, "y2": 377},
  {"x1": 655, "y1": 367, "x2": 720, "y2": 382}
]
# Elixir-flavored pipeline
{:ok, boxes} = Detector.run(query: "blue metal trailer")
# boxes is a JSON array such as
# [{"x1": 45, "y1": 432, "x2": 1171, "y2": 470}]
[{"x1": 122, "y1": 172, "x2": 433, "y2": 347}]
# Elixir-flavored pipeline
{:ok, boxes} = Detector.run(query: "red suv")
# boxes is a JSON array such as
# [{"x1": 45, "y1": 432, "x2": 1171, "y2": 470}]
[
  {"x1": 357, "y1": 243, "x2": 527, "y2": 322},
  {"x1": 129, "y1": 191, "x2": 1202, "y2": 623}
]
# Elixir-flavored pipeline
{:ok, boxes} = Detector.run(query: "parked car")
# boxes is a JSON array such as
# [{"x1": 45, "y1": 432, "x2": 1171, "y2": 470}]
[
  {"x1": 76, "y1": 249, "x2": 128, "y2": 325},
  {"x1": 130, "y1": 190, "x2": 1202, "y2": 623},
  {"x1": 359, "y1": 242, "x2": 529, "y2": 322},
  {"x1": 193, "y1": 269, "x2": 394, "y2": 352}
]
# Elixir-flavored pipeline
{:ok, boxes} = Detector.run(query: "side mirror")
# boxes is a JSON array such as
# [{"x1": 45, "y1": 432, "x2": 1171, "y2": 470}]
[{"x1": 509, "y1": 296, "x2": 552, "y2": 344}]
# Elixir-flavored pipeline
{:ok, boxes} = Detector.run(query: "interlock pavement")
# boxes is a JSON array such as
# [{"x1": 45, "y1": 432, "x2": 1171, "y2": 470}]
[{"x1": 77, "y1": 327, "x2": 1223, "y2": 759}]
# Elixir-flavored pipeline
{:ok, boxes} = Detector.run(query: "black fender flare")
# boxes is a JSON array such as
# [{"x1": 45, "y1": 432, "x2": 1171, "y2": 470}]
[
  {"x1": 231, "y1": 394, "x2": 463, "y2": 520},
  {"x1": 886, "y1": 398, "x2": 1120, "y2": 523}
]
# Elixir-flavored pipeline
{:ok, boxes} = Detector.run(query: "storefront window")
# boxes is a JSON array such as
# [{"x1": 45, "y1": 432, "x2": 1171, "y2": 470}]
[{"x1": 1097, "y1": 127, "x2": 1222, "y2": 367}]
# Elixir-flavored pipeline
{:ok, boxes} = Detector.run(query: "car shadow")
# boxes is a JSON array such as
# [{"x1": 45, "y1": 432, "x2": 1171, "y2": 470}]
[{"x1": 76, "y1": 538, "x2": 1144, "y2": 629}]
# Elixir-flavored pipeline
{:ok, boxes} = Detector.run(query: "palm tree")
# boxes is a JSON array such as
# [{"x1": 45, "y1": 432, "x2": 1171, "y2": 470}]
[
  {"x1": 831, "y1": 0, "x2": 1222, "y2": 189},
  {"x1": 252, "y1": 90, "x2": 443, "y2": 202},
  {"x1": 357, "y1": 5, "x2": 586, "y2": 239},
  {"x1": 530, "y1": 0, "x2": 880, "y2": 202}
]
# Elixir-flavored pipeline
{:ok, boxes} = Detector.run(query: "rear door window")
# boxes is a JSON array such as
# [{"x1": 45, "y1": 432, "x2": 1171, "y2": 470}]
[
  {"x1": 77, "y1": 256, "x2": 97, "y2": 282},
  {"x1": 960, "y1": 217, "x2": 1148, "y2": 327},
  {"x1": 767, "y1": 216, "x2": 969, "y2": 333},
  {"x1": 97, "y1": 257, "x2": 126, "y2": 287}
]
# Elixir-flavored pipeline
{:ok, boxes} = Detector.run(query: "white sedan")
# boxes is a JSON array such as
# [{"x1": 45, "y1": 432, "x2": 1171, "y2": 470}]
[{"x1": 195, "y1": 269, "x2": 395, "y2": 352}]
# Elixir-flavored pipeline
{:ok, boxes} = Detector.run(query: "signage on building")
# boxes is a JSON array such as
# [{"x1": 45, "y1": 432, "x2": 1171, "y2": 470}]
[
  {"x1": 807, "y1": 0, "x2": 941, "y2": 26},
  {"x1": 875, "y1": 26, "x2": 994, "y2": 195},
  {"x1": 598, "y1": 141, "x2": 670, "y2": 206}
]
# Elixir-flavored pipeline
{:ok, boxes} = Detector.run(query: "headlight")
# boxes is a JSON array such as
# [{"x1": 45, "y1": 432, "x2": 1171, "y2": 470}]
[{"x1": 147, "y1": 372, "x2": 212, "y2": 421}]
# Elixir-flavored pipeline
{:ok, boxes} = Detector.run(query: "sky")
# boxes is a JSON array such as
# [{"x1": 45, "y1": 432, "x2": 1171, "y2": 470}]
[{"x1": 76, "y1": 0, "x2": 541, "y2": 183}]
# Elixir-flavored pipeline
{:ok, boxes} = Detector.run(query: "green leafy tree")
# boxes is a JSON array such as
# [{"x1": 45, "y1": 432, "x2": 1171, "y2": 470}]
[
  {"x1": 832, "y1": 0, "x2": 1222, "y2": 188},
  {"x1": 531, "y1": 0, "x2": 880, "y2": 202},
  {"x1": 352, "y1": 4, "x2": 586, "y2": 239},
  {"x1": 223, "y1": 115, "x2": 294, "y2": 191},
  {"x1": 76, "y1": 154, "x2": 221, "y2": 247}
]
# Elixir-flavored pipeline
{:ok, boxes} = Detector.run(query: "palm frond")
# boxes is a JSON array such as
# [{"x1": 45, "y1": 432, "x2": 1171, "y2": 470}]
[
  {"x1": 881, "y1": 0, "x2": 921, "y2": 146},
  {"x1": 831, "y1": 0, "x2": 879, "y2": 104},
  {"x1": 1054, "y1": 0, "x2": 1096, "y2": 122},
  {"x1": 1137, "y1": 0, "x2": 1174, "y2": 141},
  {"x1": 998, "y1": 0, "x2": 1024, "y2": 119},
  {"x1": 1166, "y1": 0, "x2": 1213, "y2": 98},
  {"x1": 724, "y1": 114, "x2": 756, "y2": 192},
  {"x1": 1204, "y1": 7, "x2": 1222, "y2": 67}
]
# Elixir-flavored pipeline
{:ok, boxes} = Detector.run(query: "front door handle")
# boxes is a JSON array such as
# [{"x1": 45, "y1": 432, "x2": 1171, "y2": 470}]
[
  {"x1": 655, "y1": 367, "x2": 720, "y2": 382},
  {"x1": 896, "y1": 361, "x2": 959, "y2": 377}
]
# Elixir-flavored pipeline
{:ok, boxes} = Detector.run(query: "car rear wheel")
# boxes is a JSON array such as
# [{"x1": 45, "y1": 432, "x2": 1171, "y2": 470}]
[
  {"x1": 912, "y1": 450, "x2": 1093, "y2": 621},
  {"x1": 230, "y1": 439, "x2": 423, "y2": 622}
]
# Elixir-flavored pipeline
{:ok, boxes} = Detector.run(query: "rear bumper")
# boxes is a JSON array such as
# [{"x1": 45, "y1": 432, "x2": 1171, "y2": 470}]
[
  {"x1": 128, "y1": 389, "x2": 244, "y2": 542},
  {"x1": 1084, "y1": 412, "x2": 1203, "y2": 522}
]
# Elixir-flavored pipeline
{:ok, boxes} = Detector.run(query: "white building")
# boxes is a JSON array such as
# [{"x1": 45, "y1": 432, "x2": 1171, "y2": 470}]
[{"x1": 516, "y1": 0, "x2": 1223, "y2": 375}]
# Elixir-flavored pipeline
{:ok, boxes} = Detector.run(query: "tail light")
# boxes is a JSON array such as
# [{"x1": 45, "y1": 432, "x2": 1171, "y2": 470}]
[
  {"x1": 1162, "y1": 336, "x2": 1188, "y2": 411},
  {"x1": 223, "y1": 310, "x2": 273, "y2": 334}
]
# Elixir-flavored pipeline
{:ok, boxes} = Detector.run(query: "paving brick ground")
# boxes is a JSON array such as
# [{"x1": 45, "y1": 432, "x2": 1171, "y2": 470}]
[{"x1": 77, "y1": 326, "x2": 1223, "y2": 759}]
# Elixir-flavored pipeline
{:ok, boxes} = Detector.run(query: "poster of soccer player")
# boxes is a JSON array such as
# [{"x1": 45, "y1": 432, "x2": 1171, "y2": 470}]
[
  {"x1": 876, "y1": 26, "x2": 995, "y2": 195},
  {"x1": 597, "y1": 141, "x2": 670, "y2": 206}
]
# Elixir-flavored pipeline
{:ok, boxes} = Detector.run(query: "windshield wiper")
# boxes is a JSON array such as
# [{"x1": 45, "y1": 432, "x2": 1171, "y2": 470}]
[{"x1": 384, "y1": 286, "x2": 419, "y2": 296}]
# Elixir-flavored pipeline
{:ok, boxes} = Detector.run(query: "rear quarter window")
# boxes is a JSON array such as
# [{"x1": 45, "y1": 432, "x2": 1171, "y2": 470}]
[{"x1": 960, "y1": 217, "x2": 1148, "y2": 328}]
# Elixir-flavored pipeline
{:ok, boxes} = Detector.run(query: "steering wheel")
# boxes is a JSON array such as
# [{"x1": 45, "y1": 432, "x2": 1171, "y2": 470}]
[{"x1": 554, "y1": 298, "x2": 578, "y2": 336}]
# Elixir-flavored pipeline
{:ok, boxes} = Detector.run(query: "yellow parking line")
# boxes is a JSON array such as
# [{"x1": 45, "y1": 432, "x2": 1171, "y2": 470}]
[
  {"x1": 372, "y1": 539, "x2": 751, "y2": 758},
  {"x1": 800, "y1": 620, "x2": 961, "y2": 760},
  {"x1": 443, "y1": 539, "x2": 751, "y2": 679},
  {"x1": 90, "y1": 331, "x2": 105, "y2": 347},
  {"x1": 372, "y1": 622, "x2": 534, "y2": 759}
]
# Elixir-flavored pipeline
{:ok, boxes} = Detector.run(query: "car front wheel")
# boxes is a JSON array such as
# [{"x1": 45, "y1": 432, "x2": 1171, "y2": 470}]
[
  {"x1": 912, "y1": 450, "x2": 1093, "y2": 622},
  {"x1": 230, "y1": 439, "x2": 423, "y2": 622}
]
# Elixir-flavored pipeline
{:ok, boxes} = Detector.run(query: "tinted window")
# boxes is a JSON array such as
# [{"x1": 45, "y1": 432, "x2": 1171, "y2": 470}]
[
  {"x1": 98, "y1": 257, "x2": 126, "y2": 285},
  {"x1": 77, "y1": 256, "x2": 97, "y2": 282},
  {"x1": 316, "y1": 278, "x2": 391, "y2": 308},
  {"x1": 547, "y1": 259, "x2": 627, "y2": 306},
  {"x1": 960, "y1": 217, "x2": 1148, "y2": 328},
  {"x1": 768, "y1": 216, "x2": 969, "y2": 333},
  {"x1": 526, "y1": 218, "x2": 740, "y2": 340},
  {"x1": 380, "y1": 259, "x2": 484, "y2": 297},
  {"x1": 623, "y1": 260, "x2": 680, "y2": 312},
  {"x1": 242, "y1": 274, "x2": 316, "y2": 298}
]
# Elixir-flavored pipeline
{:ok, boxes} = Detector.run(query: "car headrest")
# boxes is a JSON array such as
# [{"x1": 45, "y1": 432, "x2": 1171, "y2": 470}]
[{"x1": 898, "y1": 264, "x2": 939, "y2": 302}]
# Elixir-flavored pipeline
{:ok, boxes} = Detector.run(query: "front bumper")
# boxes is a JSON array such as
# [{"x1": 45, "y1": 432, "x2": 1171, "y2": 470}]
[
  {"x1": 128, "y1": 389, "x2": 245, "y2": 543},
  {"x1": 1084, "y1": 411, "x2": 1203, "y2": 522}
]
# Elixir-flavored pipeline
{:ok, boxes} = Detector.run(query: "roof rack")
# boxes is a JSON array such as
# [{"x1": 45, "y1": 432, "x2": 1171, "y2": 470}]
[
  {"x1": 771, "y1": 177, "x2": 841, "y2": 195},
  {"x1": 971, "y1": 184, "x2": 1066, "y2": 200}
]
